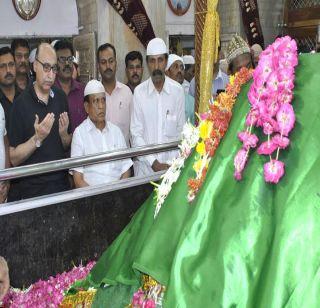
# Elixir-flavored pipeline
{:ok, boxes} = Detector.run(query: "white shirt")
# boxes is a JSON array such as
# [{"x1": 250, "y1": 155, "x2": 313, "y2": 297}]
[
  {"x1": 131, "y1": 76, "x2": 185, "y2": 176},
  {"x1": 182, "y1": 79, "x2": 190, "y2": 95},
  {"x1": 0, "y1": 105, "x2": 6, "y2": 170},
  {"x1": 105, "y1": 81, "x2": 133, "y2": 146},
  {"x1": 71, "y1": 118, "x2": 133, "y2": 186},
  {"x1": 189, "y1": 69, "x2": 229, "y2": 98}
]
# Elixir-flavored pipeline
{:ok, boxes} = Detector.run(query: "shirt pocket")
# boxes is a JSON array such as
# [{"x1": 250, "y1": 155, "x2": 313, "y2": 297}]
[{"x1": 165, "y1": 114, "x2": 178, "y2": 138}]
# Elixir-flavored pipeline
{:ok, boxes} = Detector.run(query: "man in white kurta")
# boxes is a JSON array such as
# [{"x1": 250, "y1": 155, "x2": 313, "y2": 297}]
[
  {"x1": 71, "y1": 80, "x2": 132, "y2": 187},
  {"x1": 131, "y1": 38, "x2": 185, "y2": 176}
]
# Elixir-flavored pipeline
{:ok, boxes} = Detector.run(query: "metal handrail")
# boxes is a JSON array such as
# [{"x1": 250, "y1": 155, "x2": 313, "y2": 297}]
[
  {"x1": 0, "y1": 171, "x2": 165, "y2": 216},
  {"x1": 0, "y1": 141, "x2": 179, "y2": 181}
]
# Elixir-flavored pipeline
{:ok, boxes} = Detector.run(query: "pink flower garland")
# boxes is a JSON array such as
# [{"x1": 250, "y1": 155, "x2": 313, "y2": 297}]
[
  {"x1": 234, "y1": 36, "x2": 298, "y2": 183},
  {"x1": 1, "y1": 261, "x2": 95, "y2": 307}
]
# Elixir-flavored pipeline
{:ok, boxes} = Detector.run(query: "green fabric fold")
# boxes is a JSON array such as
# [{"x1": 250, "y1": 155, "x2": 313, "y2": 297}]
[{"x1": 74, "y1": 54, "x2": 320, "y2": 307}]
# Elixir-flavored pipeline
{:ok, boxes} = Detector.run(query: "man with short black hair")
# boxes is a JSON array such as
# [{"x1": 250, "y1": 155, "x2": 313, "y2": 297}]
[
  {"x1": 97, "y1": 43, "x2": 132, "y2": 146},
  {"x1": 0, "y1": 47, "x2": 20, "y2": 131},
  {"x1": 125, "y1": 51, "x2": 144, "y2": 93},
  {"x1": 131, "y1": 38, "x2": 185, "y2": 176},
  {"x1": 166, "y1": 54, "x2": 195, "y2": 124},
  {"x1": 11, "y1": 39, "x2": 30, "y2": 91},
  {"x1": 54, "y1": 40, "x2": 86, "y2": 132},
  {"x1": 8, "y1": 43, "x2": 71, "y2": 201}
]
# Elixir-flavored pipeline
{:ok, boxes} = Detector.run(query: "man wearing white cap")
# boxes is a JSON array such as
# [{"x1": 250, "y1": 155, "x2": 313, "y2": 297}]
[
  {"x1": 182, "y1": 55, "x2": 195, "y2": 93},
  {"x1": 71, "y1": 80, "x2": 132, "y2": 187},
  {"x1": 131, "y1": 38, "x2": 185, "y2": 176},
  {"x1": 166, "y1": 54, "x2": 195, "y2": 124}
]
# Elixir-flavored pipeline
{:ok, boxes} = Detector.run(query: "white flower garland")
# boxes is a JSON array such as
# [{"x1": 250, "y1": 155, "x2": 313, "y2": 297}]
[{"x1": 153, "y1": 122, "x2": 199, "y2": 218}]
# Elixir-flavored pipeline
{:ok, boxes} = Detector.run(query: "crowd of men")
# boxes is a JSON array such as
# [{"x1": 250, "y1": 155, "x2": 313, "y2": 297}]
[
  {"x1": 0, "y1": 34, "x2": 260, "y2": 204},
  {"x1": 0, "y1": 34, "x2": 260, "y2": 301}
]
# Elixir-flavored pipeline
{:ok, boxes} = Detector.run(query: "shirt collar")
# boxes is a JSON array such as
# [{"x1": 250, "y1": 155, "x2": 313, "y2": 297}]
[
  {"x1": 30, "y1": 82, "x2": 55, "y2": 105},
  {"x1": 215, "y1": 69, "x2": 224, "y2": 81},
  {"x1": 147, "y1": 76, "x2": 171, "y2": 95},
  {"x1": 85, "y1": 117, "x2": 109, "y2": 133},
  {"x1": 55, "y1": 78, "x2": 81, "y2": 92}
]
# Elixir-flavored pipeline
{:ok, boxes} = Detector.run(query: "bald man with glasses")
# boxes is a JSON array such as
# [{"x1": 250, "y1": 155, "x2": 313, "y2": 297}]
[{"x1": 7, "y1": 43, "x2": 71, "y2": 201}]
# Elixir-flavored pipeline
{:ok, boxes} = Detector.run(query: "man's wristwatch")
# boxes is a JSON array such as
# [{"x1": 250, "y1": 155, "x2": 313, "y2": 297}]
[{"x1": 34, "y1": 135, "x2": 42, "y2": 148}]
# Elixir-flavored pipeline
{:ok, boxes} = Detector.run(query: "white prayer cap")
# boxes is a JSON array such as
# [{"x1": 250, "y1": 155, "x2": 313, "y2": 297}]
[
  {"x1": 84, "y1": 80, "x2": 105, "y2": 97},
  {"x1": 29, "y1": 48, "x2": 37, "y2": 64},
  {"x1": 146, "y1": 38, "x2": 167, "y2": 56},
  {"x1": 166, "y1": 54, "x2": 185, "y2": 71},
  {"x1": 182, "y1": 55, "x2": 195, "y2": 65},
  {"x1": 51, "y1": 40, "x2": 59, "y2": 48}
]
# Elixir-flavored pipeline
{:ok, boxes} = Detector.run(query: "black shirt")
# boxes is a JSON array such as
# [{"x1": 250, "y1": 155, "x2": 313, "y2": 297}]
[
  {"x1": 7, "y1": 84, "x2": 71, "y2": 200},
  {"x1": 0, "y1": 87, "x2": 20, "y2": 131}
]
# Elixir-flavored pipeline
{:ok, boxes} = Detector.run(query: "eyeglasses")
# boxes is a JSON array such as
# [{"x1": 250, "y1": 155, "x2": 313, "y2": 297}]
[
  {"x1": 35, "y1": 58, "x2": 58, "y2": 73},
  {"x1": 58, "y1": 56, "x2": 74, "y2": 64}
]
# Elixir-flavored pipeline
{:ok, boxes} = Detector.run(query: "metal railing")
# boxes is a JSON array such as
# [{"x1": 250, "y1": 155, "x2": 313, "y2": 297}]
[
  {"x1": 0, "y1": 171, "x2": 165, "y2": 216},
  {"x1": 0, "y1": 141, "x2": 180, "y2": 216},
  {"x1": 0, "y1": 141, "x2": 179, "y2": 181}
]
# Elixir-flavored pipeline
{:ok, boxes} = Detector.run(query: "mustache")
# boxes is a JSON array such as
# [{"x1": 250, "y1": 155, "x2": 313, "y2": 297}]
[
  {"x1": 62, "y1": 65, "x2": 72, "y2": 72},
  {"x1": 152, "y1": 69, "x2": 164, "y2": 77},
  {"x1": 19, "y1": 62, "x2": 27, "y2": 67},
  {"x1": 5, "y1": 73, "x2": 14, "y2": 79},
  {"x1": 131, "y1": 74, "x2": 139, "y2": 79},
  {"x1": 104, "y1": 68, "x2": 113, "y2": 74}
]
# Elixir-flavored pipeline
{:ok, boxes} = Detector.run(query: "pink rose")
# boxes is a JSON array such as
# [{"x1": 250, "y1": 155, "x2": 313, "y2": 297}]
[
  {"x1": 238, "y1": 131, "x2": 259, "y2": 149},
  {"x1": 257, "y1": 140, "x2": 278, "y2": 155},
  {"x1": 276, "y1": 103, "x2": 295, "y2": 136},
  {"x1": 264, "y1": 160, "x2": 285, "y2": 183},
  {"x1": 144, "y1": 299, "x2": 156, "y2": 308},
  {"x1": 271, "y1": 134, "x2": 290, "y2": 149},
  {"x1": 234, "y1": 148, "x2": 249, "y2": 180}
]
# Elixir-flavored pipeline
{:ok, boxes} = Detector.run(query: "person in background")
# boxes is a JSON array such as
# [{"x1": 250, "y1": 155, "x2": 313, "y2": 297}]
[
  {"x1": 189, "y1": 47, "x2": 229, "y2": 100},
  {"x1": 182, "y1": 55, "x2": 195, "y2": 93},
  {"x1": 0, "y1": 47, "x2": 20, "y2": 131},
  {"x1": 71, "y1": 80, "x2": 132, "y2": 187},
  {"x1": 8, "y1": 43, "x2": 71, "y2": 201},
  {"x1": 0, "y1": 104, "x2": 9, "y2": 203},
  {"x1": 54, "y1": 40, "x2": 86, "y2": 132},
  {"x1": 226, "y1": 35, "x2": 253, "y2": 74},
  {"x1": 11, "y1": 39, "x2": 30, "y2": 91},
  {"x1": 97, "y1": 43, "x2": 132, "y2": 146},
  {"x1": 125, "y1": 51, "x2": 144, "y2": 93},
  {"x1": 0, "y1": 256, "x2": 9, "y2": 302},
  {"x1": 131, "y1": 38, "x2": 185, "y2": 176},
  {"x1": 219, "y1": 58, "x2": 229, "y2": 75},
  {"x1": 166, "y1": 54, "x2": 195, "y2": 124},
  {"x1": 72, "y1": 60, "x2": 81, "y2": 82},
  {"x1": 251, "y1": 43, "x2": 263, "y2": 68},
  {"x1": 29, "y1": 48, "x2": 37, "y2": 81}
]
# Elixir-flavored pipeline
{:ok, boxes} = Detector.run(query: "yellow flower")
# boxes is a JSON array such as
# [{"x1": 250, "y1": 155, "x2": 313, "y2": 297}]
[
  {"x1": 229, "y1": 74, "x2": 235, "y2": 86},
  {"x1": 199, "y1": 120, "x2": 213, "y2": 140},
  {"x1": 193, "y1": 159, "x2": 202, "y2": 173},
  {"x1": 196, "y1": 141, "x2": 206, "y2": 156}
]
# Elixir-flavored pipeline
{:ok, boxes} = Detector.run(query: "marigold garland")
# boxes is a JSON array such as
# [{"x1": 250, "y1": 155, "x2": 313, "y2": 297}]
[{"x1": 187, "y1": 67, "x2": 253, "y2": 202}]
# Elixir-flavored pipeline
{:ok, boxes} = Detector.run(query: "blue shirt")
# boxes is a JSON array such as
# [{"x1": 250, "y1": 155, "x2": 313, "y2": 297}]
[{"x1": 188, "y1": 69, "x2": 229, "y2": 99}]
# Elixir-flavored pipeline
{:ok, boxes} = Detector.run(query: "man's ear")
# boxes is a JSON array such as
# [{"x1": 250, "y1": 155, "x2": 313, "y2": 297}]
[{"x1": 84, "y1": 101, "x2": 89, "y2": 114}]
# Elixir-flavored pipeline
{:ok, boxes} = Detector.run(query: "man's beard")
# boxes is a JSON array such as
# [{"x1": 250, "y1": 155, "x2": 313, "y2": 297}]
[{"x1": 151, "y1": 69, "x2": 164, "y2": 84}]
